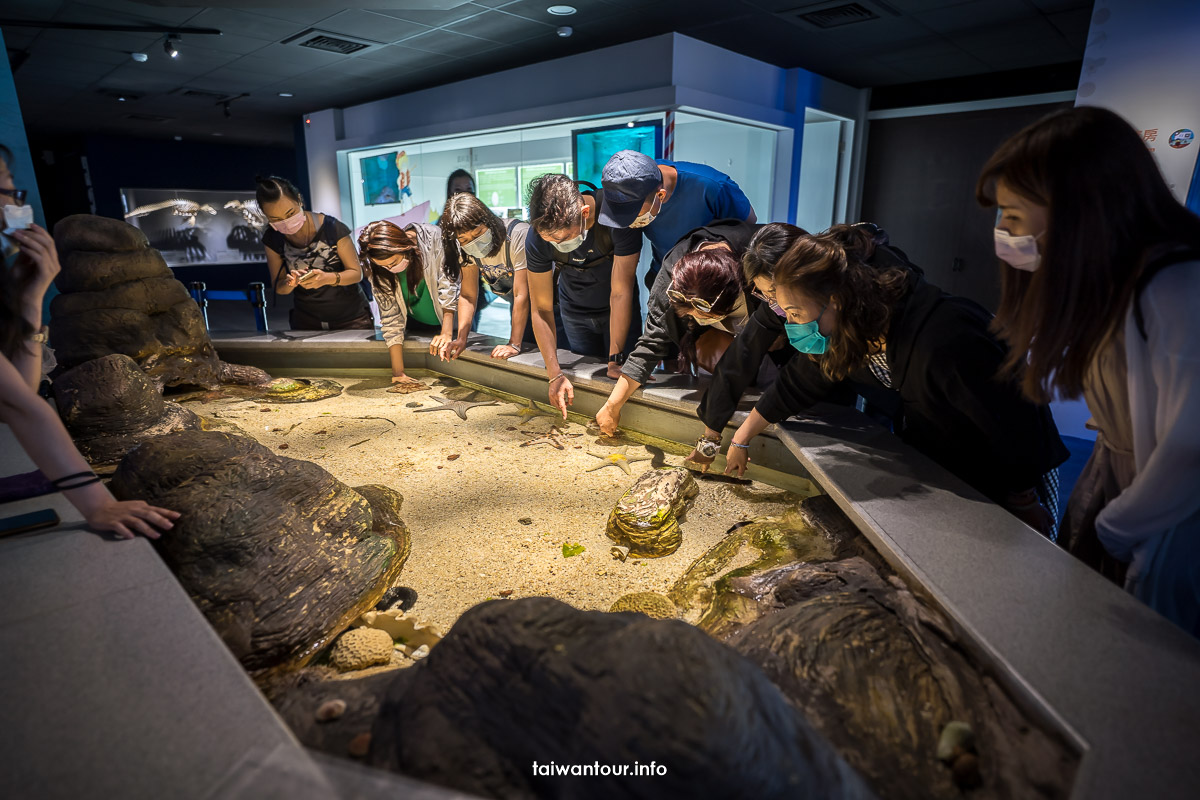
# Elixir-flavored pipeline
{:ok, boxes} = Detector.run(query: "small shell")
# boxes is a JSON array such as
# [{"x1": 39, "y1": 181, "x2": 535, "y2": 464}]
[
  {"x1": 937, "y1": 721, "x2": 975, "y2": 762},
  {"x1": 315, "y1": 699, "x2": 347, "y2": 722}
]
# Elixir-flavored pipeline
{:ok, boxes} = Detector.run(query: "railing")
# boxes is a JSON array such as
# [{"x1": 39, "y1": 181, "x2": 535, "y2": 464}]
[{"x1": 188, "y1": 281, "x2": 268, "y2": 331}]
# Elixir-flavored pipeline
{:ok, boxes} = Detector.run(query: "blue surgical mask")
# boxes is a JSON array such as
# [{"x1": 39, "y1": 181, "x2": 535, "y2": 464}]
[{"x1": 785, "y1": 305, "x2": 828, "y2": 354}]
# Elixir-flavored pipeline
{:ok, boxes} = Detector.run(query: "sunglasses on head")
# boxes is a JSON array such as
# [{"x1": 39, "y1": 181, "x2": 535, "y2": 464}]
[{"x1": 666, "y1": 284, "x2": 717, "y2": 314}]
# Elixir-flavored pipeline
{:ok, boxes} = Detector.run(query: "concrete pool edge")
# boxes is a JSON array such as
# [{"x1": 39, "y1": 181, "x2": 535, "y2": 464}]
[{"x1": 212, "y1": 328, "x2": 1200, "y2": 800}]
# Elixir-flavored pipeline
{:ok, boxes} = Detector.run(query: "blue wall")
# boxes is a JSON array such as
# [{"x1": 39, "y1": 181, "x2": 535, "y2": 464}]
[{"x1": 0, "y1": 27, "x2": 44, "y2": 229}]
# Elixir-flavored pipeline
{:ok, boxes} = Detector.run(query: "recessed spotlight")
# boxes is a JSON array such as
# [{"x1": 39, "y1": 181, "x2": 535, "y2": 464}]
[
  {"x1": 278, "y1": 92, "x2": 294, "y2": 98},
  {"x1": 556, "y1": 26, "x2": 573, "y2": 37},
  {"x1": 548, "y1": 5, "x2": 576, "y2": 15},
  {"x1": 117, "y1": 96, "x2": 127, "y2": 102},
  {"x1": 131, "y1": 52, "x2": 148, "y2": 63},
  {"x1": 164, "y1": 34, "x2": 180, "y2": 59},
  {"x1": 173, "y1": 135, "x2": 183, "y2": 141},
  {"x1": 212, "y1": 132, "x2": 223, "y2": 137},
  {"x1": 627, "y1": 121, "x2": 635, "y2": 128}
]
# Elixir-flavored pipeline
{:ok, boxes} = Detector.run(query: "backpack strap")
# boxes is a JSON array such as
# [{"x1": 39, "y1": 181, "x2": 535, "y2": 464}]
[
  {"x1": 504, "y1": 218, "x2": 520, "y2": 271},
  {"x1": 1134, "y1": 247, "x2": 1200, "y2": 339}
]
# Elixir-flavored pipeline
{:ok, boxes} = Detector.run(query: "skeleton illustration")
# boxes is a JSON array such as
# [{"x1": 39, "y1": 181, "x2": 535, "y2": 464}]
[
  {"x1": 224, "y1": 199, "x2": 267, "y2": 230},
  {"x1": 124, "y1": 199, "x2": 218, "y2": 228}
]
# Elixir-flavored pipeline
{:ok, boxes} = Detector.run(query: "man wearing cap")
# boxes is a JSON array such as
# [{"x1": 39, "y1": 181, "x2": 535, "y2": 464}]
[{"x1": 597, "y1": 149, "x2": 756, "y2": 293}]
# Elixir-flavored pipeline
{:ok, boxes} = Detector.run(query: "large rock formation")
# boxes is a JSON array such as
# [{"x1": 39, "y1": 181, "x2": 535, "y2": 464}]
[
  {"x1": 50, "y1": 214, "x2": 270, "y2": 389},
  {"x1": 109, "y1": 430, "x2": 411, "y2": 675},
  {"x1": 53, "y1": 354, "x2": 202, "y2": 465},
  {"x1": 725, "y1": 557, "x2": 1077, "y2": 800},
  {"x1": 366, "y1": 596, "x2": 875, "y2": 800}
]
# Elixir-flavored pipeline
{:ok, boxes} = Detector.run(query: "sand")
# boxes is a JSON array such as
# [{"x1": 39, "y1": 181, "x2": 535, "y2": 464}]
[{"x1": 190, "y1": 372, "x2": 813, "y2": 634}]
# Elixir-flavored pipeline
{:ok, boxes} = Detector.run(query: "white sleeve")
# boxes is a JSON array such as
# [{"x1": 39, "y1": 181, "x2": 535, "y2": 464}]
[
  {"x1": 428, "y1": 233, "x2": 460, "y2": 310},
  {"x1": 1095, "y1": 263, "x2": 1200, "y2": 561}
]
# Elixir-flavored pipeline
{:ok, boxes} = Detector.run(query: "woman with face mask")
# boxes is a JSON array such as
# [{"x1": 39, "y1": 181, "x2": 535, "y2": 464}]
[
  {"x1": 978, "y1": 106, "x2": 1200, "y2": 636},
  {"x1": 0, "y1": 144, "x2": 179, "y2": 540},
  {"x1": 721, "y1": 224, "x2": 1068, "y2": 539},
  {"x1": 255, "y1": 175, "x2": 372, "y2": 331},
  {"x1": 437, "y1": 193, "x2": 533, "y2": 362},
  {"x1": 594, "y1": 219, "x2": 760, "y2": 436},
  {"x1": 358, "y1": 220, "x2": 460, "y2": 391}
]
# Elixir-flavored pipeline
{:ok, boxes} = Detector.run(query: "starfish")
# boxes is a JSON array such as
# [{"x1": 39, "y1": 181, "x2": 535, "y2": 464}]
[
  {"x1": 519, "y1": 426, "x2": 583, "y2": 450},
  {"x1": 499, "y1": 398, "x2": 556, "y2": 425},
  {"x1": 585, "y1": 446, "x2": 652, "y2": 476},
  {"x1": 412, "y1": 395, "x2": 498, "y2": 421}
]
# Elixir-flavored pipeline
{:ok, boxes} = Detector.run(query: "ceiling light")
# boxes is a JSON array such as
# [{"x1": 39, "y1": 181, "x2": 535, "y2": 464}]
[
  {"x1": 556, "y1": 26, "x2": 573, "y2": 37},
  {"x1": 548, "y1": 5, "x2": 576, "y2": 15},
  {"x1": 131, "y1": 52, "x2": 148, "y2": 63},
  {"x1": 212, "y1": 132, "x2": 223, "y2": 137},
  {"x1": 278, "y1": 92, "x2": 293, "y2": 98},
  {"x1": 117, "y1": 96, "x2": 126, "y2": 102},
  {"x1": 164, "y1": 34, "x2": 179, "y2": 59},
  {"x1": 173, "y1": 135, "x2": 182, "y2": 141}
]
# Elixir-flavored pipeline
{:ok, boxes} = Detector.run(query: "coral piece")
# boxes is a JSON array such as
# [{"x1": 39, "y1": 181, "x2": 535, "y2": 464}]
[
  {"x1": 331, "y1": 628, "x2": 395, "y2": 672},
  {"x1": 605, "y1": 467, "x2": 698, "y2": 558},
  {"x1": 609, "y1": 592, "x2": 678, "y2": 620},
  {"x1": 355, "y1": 608, "x2": 443, "y2": 652}
]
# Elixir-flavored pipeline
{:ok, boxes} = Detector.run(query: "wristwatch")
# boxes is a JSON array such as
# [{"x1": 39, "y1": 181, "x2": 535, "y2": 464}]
[
  {"x1": 608, "y1": 352, "x2": 627, "y2": 366},
  {"x1": 695, "y1": 434, "x2": 721, "y2": 459},
  {"x1": 29, "y1": 326, "x2": 48, "y2": 344}
]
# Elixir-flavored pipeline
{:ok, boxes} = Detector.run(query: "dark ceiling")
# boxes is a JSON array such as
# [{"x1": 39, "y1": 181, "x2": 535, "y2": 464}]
[{"x1": 2, "y1": 0, "x2": 1093, "y2": 147}]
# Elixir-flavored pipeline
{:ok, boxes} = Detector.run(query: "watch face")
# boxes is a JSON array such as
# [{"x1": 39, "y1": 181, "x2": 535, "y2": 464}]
[{"x1": 697, "y1": 439, "x2": 720, "y2": 458}]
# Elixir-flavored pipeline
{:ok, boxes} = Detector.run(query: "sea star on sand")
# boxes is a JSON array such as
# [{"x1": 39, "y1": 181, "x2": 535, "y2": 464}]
[
  {"x1": 412, "y1": 395, "x2": 499, "y2": 421},
  {"x1": 498, "y1": 399, "x2": 556, "y2": 425},
  {"x1": 519, "y1": 426, "x2": 583, "y2": 450},
  {"x1": 585, "y1": 446, "x2": 652, "y2": 476}
]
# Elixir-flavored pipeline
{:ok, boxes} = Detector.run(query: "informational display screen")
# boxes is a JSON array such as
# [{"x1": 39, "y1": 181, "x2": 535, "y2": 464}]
[
  {"x1": 476, "y1": 166, "x2": 519, "y2": 209},
  {"x1": 572, "y1": 121, "x2": 663, "y2": 188},
  {"x1": 360, "y1": 152, "x2": 400, "y2": 206},
  {"x1": 518, "y1": 162, "x2": 565, "y2": 206}
]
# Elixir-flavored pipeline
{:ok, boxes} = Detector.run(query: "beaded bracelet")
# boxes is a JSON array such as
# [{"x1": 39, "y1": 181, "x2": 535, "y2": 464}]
[{"x1": 729, "y1": 442, "x2": 750, "y2": 450}]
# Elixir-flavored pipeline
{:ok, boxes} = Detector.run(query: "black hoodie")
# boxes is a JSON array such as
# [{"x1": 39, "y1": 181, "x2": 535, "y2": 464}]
[{"x1": 700, "y1": 239, "x2": 1068, "y2": 501}]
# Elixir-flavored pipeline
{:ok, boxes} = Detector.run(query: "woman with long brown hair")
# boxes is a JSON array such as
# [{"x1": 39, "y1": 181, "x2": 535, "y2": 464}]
[
  {"x1": 721, "y1": 223, "x2": 1068, "y2": 538},
  {"x1": 437, "y1": 192, "x2": 533, "y2": 362},
  {"x1": 977, "y1": 105, "x2": 1200, "y2": 635},
  {"x1": 358, "y1": 220, "x2": 459, "y2": 391}
]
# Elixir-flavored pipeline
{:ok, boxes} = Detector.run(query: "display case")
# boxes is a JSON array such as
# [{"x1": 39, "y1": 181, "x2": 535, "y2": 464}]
[{"x1": 119, "y1": 187, "x2": 267, "y2": 268}]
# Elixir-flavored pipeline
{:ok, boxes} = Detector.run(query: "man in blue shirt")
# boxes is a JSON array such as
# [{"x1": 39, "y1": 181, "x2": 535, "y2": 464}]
[{"x1": 597, "y1": 150, "x2": 756, "y2": 295}]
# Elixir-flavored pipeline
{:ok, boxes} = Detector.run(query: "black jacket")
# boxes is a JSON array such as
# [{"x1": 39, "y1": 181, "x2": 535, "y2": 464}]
[
  {"x1": 705, "y1": 270, "x2": 1068, "y2": 502},
  {"x1": 621, "y1": 219, "x2": 761, "y2": 385},
  {"x1": 698, "y1": 224, "x2": 911, "y2": 431}
]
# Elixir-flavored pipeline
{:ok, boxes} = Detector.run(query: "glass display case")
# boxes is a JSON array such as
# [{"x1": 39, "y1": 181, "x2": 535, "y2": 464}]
[{"x1": 119, "y1": 187, "x2": 266, "y2": 268}]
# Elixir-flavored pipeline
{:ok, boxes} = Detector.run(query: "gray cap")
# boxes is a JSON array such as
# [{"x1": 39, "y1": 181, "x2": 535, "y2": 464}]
[{"x1": 597, "y1": 150, "x2": 662, "y2": 227}]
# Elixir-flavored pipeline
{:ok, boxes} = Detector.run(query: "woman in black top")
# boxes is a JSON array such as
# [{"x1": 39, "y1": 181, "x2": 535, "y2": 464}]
[
  {"x1": 256, "y1": 175, "x2": 372, "y2": 330},
  {"x1": 595, "y1": 219, "x2": 761, "y2": 436},
  {"x1": 719, "y1": 223, "x2": 1068, "y2": 537}
]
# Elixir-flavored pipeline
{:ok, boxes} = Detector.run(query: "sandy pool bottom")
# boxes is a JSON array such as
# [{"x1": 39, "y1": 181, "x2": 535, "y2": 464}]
[{"x1": 189, "y1": 374, "x2": 811, "y2": 633}]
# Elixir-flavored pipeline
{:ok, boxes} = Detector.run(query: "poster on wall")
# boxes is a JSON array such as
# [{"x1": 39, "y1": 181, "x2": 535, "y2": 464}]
[
  {"x1": 120, "y1": 187, "x2": 265, "y2": 268},
  {"x1": 476, "y1": 166, "x2": 518, "y2": 210},
  {"x1": 572, "y1": 120, "x2": 663, "y2": 188},
  {"x1": 360, "y1": 150, "x2": 418, "y2": 212},
  {"x1": 1077, "y1": 0, "x2": 1200, "y2": 205}
]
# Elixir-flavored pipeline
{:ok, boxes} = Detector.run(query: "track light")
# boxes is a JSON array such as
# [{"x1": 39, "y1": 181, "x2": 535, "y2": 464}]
[{"x1": 164, "y1": 34, "x2": 179, "y2": 58}]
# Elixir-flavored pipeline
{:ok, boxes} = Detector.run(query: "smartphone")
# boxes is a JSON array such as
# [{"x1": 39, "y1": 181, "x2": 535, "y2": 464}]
[
  {"x1": 0, "y1": 508, "x2": 60, "y2": 538},
  {"x1": 298, "y1": 270, "x2": 321, "y2": 283}
]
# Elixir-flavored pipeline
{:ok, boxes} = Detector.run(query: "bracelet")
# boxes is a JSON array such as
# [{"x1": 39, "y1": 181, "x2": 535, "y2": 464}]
[
  {"x1": 548, "y1": 373, "x2": 565, "y2": 383},
  {"x1": 508, "y1": 342, "x2": 522, "y2": 352},
  {"x1": 729, "y1": 441, "x2": 750, "y2": 450},
  {"x1": 335, "y1": 272, "x2": 342, "y2": 286},
  {"x1": 50, "y1": 470, "x2": 101, "y2": 490}
]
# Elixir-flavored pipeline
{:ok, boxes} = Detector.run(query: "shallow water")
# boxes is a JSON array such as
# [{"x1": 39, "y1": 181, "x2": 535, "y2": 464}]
[{"x1": 183, "y1": 371, "x2": 817, "y2": 632}]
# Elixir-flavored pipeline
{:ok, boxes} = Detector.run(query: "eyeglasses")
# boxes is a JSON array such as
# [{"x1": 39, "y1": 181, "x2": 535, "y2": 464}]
[
  {"x1": 0, "y1": 187, "x2": 28, "y2": 205},
  {"x1": 666, "y1": 284, "x2": 716, "y2": 314},
  {"x1": 750, "y1": 287, "x2": 775, "y2": 305}
]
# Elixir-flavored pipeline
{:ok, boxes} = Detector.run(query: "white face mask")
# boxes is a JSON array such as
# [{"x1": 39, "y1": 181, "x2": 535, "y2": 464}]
[
  {"x1": 551, "y1": 214, "x2": 587, "y2": 253},
  {"x1": 628, "y1": 193, "x2": 661, "y2": 229},
  {"x1": 994, "y1": 227, "x2": 1042, "y2": 272},
  {"x1": 461, "y1": 230, "x2": 493, "y2": 259},
  {"x1": 383, "y1": 257, "x2": 409, "y2": 274},
  {"x1": 3, "y1": 203, "x2": 33, "y2": 235}
]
